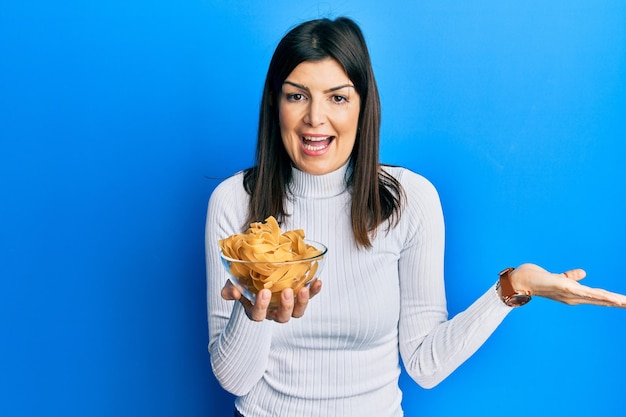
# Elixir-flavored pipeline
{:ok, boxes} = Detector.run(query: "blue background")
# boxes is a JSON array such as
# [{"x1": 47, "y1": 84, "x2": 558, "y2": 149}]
[{"x1": 1, "y1": 1, "x2": 625, "y2": 416}]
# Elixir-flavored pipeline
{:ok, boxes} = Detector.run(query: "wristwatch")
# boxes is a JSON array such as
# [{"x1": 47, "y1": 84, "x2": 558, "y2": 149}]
[{"x1": 496, "y1": 267, "x2": 532, "y2": 307}]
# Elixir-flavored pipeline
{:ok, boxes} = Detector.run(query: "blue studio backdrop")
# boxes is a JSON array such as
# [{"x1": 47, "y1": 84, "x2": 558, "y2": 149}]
[{"x1": 1, "y1": 1, "x2": 625, "y2": 416}]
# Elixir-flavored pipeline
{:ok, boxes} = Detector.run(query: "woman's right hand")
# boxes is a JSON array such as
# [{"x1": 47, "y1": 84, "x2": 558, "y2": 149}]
[{"x1": 221, "y1": 279, "x2": 323, "y2": 323}]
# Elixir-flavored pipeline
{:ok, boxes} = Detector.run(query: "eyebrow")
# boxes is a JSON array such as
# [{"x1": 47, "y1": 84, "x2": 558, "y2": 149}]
[{"x1": 283, "y1": 81, "x2": 355, "y2": 94}]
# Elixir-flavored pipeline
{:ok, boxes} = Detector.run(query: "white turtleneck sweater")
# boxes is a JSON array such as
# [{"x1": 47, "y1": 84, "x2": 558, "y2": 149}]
[{"x1": 205, "y1": 163, "x2": 511, "y2": 417}]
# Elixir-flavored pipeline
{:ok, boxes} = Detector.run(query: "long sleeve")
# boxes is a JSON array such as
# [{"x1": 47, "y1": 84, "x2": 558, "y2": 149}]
[
  {"x1": 205, "y1": 165, "x2": 514, "y2": 417},
  {"x1": 205, "y1": 173, "x2": 274, "y2": 395},
  {"x1": 395, "y1": 169, "x2": 512, "y2": 388}
]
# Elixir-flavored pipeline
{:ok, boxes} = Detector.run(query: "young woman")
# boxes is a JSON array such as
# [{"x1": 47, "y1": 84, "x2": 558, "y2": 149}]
[{"x1": 205, "y1": 17, "x2": 626, "y2": 417}]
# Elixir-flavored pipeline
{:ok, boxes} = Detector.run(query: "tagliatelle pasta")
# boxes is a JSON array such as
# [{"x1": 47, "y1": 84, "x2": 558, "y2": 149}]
[{"x1": 219, "y1": 216, "x2": 325, "y2": 305}]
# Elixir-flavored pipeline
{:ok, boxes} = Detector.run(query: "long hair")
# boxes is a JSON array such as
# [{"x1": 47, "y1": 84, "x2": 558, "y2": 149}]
[{"x1": 243, "y1": 17, "x2": 404, "y2": 247}]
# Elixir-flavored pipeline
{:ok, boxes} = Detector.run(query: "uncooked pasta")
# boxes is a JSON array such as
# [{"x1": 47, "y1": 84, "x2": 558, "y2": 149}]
[{"x1": 219, "y1": 216, "x2": 324, "y2": 304}]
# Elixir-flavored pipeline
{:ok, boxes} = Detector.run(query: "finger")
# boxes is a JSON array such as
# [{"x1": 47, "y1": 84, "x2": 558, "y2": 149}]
[
  {"x1": 562, "y1": 269, "x2": 587, "y2": 282},
  {"x1": 271, "y1": 288, "x2": 295, "y2": 323},
  {"x1": 247, "y1": 289, "x2": 271, "y2": 321},
  {"x1": 309, "y1": 279, "x2": 323, "y2": 298},
  {"x1": 554, "y1": 281, "x2": 626, "y2": 307},
  {"x1": 578, "y1": 287, "x2": 626, "y2": 307},
  {"x1": 221, "y1": 280, "x2": 242, "y2": 301},
  {"x1": 292, "y1": 286, "x2": 310, "y2": 318}
]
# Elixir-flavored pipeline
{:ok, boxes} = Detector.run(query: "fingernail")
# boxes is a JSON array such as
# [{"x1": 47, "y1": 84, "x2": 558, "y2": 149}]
[{"x1": 260, "y1": 290, "x2": 270, "y2": 301}]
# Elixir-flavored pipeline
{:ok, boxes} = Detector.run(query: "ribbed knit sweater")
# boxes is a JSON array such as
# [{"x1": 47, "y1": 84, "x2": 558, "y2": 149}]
[{"x1": 205, "y1": 163, "x2": 512, "y2": 417}]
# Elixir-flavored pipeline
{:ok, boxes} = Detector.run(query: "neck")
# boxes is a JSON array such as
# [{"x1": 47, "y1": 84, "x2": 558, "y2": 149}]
[{"x1": 289, "y1": 162, "x2": 351, "y2": 198}]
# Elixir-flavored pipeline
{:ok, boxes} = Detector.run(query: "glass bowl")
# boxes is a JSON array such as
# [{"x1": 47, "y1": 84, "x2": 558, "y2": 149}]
[{"x1": 220, "y1": 239, "x2": 327, "y2": 308}]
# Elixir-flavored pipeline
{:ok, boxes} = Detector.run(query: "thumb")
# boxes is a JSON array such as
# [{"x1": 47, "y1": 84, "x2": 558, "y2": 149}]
[{"x1": 562, "y1": 268, "x2": 586, "y2": 282}]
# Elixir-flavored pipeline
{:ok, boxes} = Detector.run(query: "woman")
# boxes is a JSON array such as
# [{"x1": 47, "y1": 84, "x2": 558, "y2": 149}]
[{"x1": 205, "y1": 17, "x2": 626, "y2": 417}]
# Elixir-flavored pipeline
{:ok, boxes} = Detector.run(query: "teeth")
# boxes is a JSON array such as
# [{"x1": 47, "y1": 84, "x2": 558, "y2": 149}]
[
  {"x1": 304, "y1": 143, "x2": 327, "y2": 151},
  {"x1": 301, "y1": 136, "x2": 332, "y2": 152}
]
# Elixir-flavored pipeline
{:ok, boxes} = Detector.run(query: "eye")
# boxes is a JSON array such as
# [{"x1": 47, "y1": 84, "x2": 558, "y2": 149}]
[
  {"x1": 286, "y1": 93, "x2": 306, "y2": 102},
  {"x1": 331, "y1": 94, "x2": 348, "y2": 104}
]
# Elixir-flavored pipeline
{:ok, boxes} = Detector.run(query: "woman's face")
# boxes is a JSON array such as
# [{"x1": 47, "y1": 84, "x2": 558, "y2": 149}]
[{"x1": 279, "y1": 58, "x2": 360, "y2": 175}]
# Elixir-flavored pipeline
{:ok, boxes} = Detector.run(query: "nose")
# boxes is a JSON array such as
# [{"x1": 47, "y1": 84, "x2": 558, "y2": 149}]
[{"x1": 303, "y1": 99, "x2": 326, "y2": 127}]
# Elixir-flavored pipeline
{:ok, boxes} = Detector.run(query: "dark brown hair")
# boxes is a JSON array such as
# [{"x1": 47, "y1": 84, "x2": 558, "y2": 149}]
[{"x1": 243, "y1": 17, "x2": 404, "y2": 247}]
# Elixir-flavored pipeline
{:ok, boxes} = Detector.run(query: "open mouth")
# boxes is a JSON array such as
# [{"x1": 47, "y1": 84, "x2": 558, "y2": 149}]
[{"x1": 301, "y1": 136, "x2": 334, "y2": 152}]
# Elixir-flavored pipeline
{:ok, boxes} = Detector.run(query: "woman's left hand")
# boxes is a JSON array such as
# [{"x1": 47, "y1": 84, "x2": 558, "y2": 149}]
[
  {"x1": 509, "y1": 263, "x2": 626, "y2": 307},
  {"x1": 221, "y1": 278, "x2": 323, "y2": 322}
]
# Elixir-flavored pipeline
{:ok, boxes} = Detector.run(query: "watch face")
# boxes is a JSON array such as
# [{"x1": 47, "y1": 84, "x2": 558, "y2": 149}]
[{"x1": 507, "y1": 294, "x2": 531, "y2": 307}]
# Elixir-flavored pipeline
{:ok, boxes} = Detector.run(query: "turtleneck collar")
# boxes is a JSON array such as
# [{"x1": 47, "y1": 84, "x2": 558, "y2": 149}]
[{"x1": 288, "y1": 162, "x2": 351, "y2": 198}]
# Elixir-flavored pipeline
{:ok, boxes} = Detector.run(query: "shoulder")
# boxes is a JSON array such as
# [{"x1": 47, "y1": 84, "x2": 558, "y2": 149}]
[
  {"x1": 209, "y1": 171, "x2": 247, "y2": 202},
  {"x1": 381, "y1": 165, "x2": 440, "y2": 203},
  {"x1": 206, "y1": 171, "x2": 251, "y2": 238},
  {"x1": 207, "y1": 171, "x2": 249, "y2": 218},
  {"x1": 382, "y1": 166, "x2": 444, "y2": 248}
]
